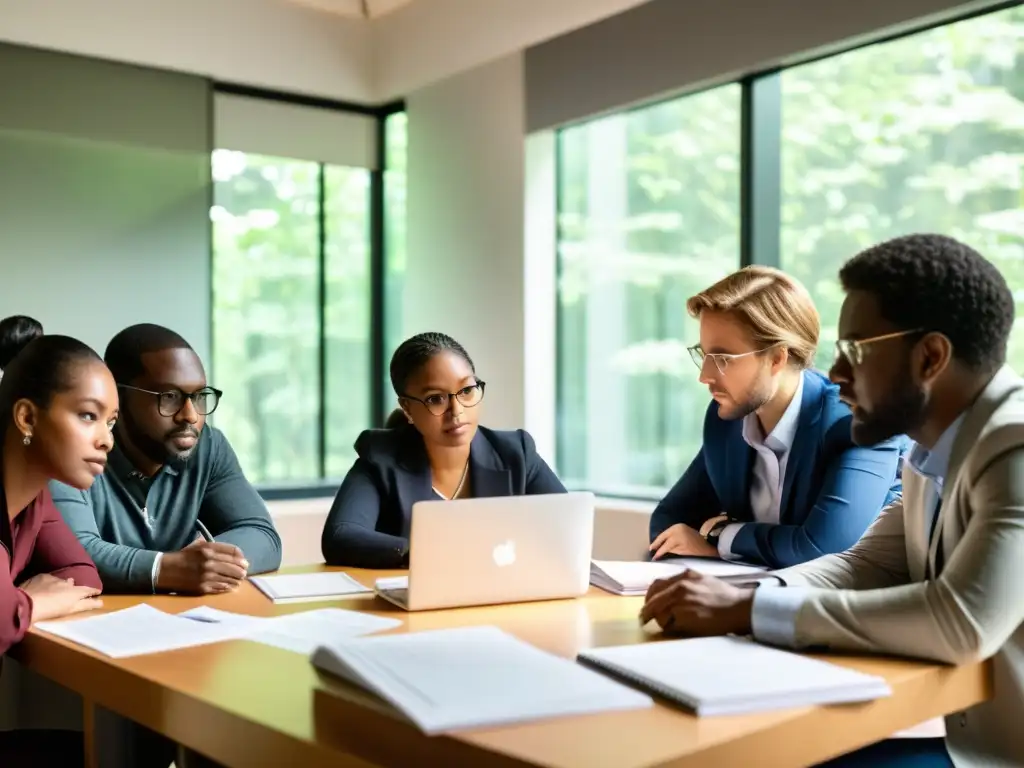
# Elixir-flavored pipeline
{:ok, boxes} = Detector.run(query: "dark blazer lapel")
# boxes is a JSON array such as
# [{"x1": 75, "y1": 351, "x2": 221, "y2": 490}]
[
  {"x1": 468, "y1": 431, "x2": 513, "y2": 497},
  {"x1": 779, "y1": 371, "x2": 822, "y2": 523},
  {"x1": 393, "y1": 429, "x2": 436, "y2": 536}
]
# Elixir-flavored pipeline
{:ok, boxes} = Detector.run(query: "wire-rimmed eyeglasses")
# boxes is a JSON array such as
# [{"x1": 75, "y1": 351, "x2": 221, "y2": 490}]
[
  {"x1": 687, "y1": 343, "x2": 782, "y2": 375},
  {"x1": 834, "y1": 329, "x2": 924, "y2": 367}
]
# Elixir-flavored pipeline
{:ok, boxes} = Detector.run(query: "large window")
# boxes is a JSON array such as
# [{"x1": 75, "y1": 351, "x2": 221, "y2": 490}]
[
  {"x1": 556, "y1": 4, "x2": 1024, "y2": 498},
  {"x1": 382, "y1": 111, "x2": 408, "y2": 411},
  {"x1": 781, "y1": 4, "x2": 1024, "y2": 371},
  {"x1": 325, "y1": 165, "x2": 372, "y2": 477},
  {"x1": 212, "y1": 151, "x2": 371, "y2": 484},
  {"x1": 556, "y1": 85, "x2": 742, "y2": 496}
]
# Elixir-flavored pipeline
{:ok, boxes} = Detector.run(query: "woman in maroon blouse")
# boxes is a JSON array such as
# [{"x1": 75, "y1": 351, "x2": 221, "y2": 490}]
[{"x1": 0, "y1": 333, "x2": 118, "y2": 766}]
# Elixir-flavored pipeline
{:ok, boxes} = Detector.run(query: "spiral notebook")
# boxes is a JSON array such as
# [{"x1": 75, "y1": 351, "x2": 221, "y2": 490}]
[{"x1": 577, "y1": 635, "x2": 891, "y2": 716}]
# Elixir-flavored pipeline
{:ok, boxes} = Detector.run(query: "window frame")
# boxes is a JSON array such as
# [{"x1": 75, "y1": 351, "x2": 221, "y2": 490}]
[{"x1": 209, "y1": 83, "x2": 405, "y2": 498}]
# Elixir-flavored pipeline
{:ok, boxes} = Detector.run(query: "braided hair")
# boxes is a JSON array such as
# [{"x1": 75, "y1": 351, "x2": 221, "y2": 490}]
[{"x1": 389, "y1": 332, "x2": 475, "y2": 396}]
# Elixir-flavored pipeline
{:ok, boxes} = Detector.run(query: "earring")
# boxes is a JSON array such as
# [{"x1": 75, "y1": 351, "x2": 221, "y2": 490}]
[{"x1": 22, "y1": 433, "x2": 31, "y2": 446}]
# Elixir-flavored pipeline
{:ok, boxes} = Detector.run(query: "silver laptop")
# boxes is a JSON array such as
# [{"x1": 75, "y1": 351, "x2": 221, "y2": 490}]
[{"x1": 374, "y1": 492, "x2": 595, "y2": 611}]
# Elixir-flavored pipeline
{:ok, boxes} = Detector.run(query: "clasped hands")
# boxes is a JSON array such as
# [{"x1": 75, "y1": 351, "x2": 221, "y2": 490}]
[
  {"x1": 639, "y1": 569, "x2": 756, "y2": 638},
  {"x1": 157, "y1": 537, "x2": 250, "y2": 595}
]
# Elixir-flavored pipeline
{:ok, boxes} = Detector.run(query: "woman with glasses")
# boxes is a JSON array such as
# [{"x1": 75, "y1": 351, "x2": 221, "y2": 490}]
[
  {"x1": 648, "y1": 266, "x2": 908, "y2": 569},
  {"x1": 322, "y1": 332, "x2": 566, "y2": 568},
  {"x1": 0, "y1": 334, "x2": 116, "y2": 767}
]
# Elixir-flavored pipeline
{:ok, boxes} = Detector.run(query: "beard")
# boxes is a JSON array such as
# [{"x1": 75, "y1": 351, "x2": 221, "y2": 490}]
[
  {"x1": 851, "y1": 375, "x2": 927, "y2": 446},
  {"x1": 716, "y1": 377, "x2": 773, "y2": 421},
  {"x1": 119, "y1": 411, "x2": 199, "y2": 469}
]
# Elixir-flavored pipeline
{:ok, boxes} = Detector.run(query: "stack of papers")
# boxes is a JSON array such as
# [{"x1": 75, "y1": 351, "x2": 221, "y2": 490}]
[
  {"x1": 180, "y1": 606, "x2": 401, "y2": 655},
  {"x1": 578, "y1": 635, "x2": 891, "y2": 716},
  {"x1": 250, "y1": 572, "x2": 372, "y2": 603},
  {"x1": 590, "y1": 559, "x2": 769, "y2": 596},
  {"x1": 312, "y1": 625, "x2": 653, "y2": 734},
  {"x1": 34, "y1": 604, "x2": 248, "y2": 657}
]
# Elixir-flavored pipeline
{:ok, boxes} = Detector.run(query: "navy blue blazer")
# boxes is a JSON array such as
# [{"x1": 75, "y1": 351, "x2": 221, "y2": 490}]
[
  {"x1": 321, "y1": 425, "x2": 567, "y2": 568},
  {"x1": 648, "y1": 369, "x2": 908, "y2": 569}
]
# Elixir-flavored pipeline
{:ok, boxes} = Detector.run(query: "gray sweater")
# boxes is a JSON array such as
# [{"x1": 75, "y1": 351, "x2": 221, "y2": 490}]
[{"x1": 50, "y1": 425, "x2": 281, "y2": 592}]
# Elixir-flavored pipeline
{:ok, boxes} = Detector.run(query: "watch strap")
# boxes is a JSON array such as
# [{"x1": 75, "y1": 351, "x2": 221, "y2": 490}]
[
  {"x1": 699, "y1": 514, "x2": 730, "y2": 540},
  {"x1": 705, "y1": 519, "x2": 731, "y2": 548}
]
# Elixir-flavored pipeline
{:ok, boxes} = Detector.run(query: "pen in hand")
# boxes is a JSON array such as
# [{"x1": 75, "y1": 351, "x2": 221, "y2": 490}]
[{"x1": 193, "y1": 519, "x2": 250, "y2": 571}]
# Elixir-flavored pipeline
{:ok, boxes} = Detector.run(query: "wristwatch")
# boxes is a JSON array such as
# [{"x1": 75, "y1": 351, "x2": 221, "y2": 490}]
[{"x1": 699, "y1": 514, "x2": 732, "y2": 549}]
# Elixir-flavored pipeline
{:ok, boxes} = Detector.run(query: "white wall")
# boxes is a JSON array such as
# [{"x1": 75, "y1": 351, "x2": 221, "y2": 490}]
[
  {"x1": 0, "y1": 0, "x2": 646, "y2": 104},
  {"x1": 0, "y1": 132, "x2": 212, "y2": 362},
  {"x1": 0, "y1": 0, "x2": 996, "y2": 109},
  {"x1": 371, "y1": 0, "x2": 650, "y2": 101},
  {"x1": 403, "y1": 53, "x2": 530, "y2": 434},
  {"x1": 0, "y1": 44, "x2": 212, "y2": 361},
  {"x1": 0, "y1": 0, "x2": 373, "y2": 102}
]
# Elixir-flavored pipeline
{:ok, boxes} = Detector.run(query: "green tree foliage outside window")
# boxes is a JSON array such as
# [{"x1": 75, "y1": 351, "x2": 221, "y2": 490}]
[
  {"x1": 212, "y1": 151, "x2": 371, "y2": 484},
  {"x1": 557, "y1": 6, "x2": 1024, "y2": 495}
]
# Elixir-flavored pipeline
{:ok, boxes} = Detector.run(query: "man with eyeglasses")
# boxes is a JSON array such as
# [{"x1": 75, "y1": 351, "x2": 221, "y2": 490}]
[
  {"x1": 51, "y1": 323, "x2": 281, "y2": 595},
  {"x1": 640, "y1": 234, "x2": 1024, "y2": 766},
  {"x1": 647, "y1": 266, "x2": 906, "y2": 569},
  {"x1": 42, "y1": 324, "x2": 281, "y2": 768}
]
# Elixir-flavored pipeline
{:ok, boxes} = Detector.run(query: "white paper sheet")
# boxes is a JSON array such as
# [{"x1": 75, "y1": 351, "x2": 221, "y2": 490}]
[
  {"x1": 178, "y1": 606, "x2": 402, "y2": 655},
  {"x1": 34, "y1": 604, "x2": 246, "y2": 658}
]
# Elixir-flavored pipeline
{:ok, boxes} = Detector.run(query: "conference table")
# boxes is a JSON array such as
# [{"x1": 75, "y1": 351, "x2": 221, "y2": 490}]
[{"x1": 12, "y1": 565, "x2": 990, "y2": 768}]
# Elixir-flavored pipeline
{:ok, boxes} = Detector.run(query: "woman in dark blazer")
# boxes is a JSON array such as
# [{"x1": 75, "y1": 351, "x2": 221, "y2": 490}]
[{"x1": 321, "y1": 332, "x2": 566, "y2": 568}]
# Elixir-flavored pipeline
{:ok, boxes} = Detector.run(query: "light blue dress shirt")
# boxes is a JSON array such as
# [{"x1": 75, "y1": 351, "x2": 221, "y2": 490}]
[
  {"x1": 718, "y1": 374, "x2": 805, "y2": 559},
  {"x1": 750, "y1": 414, "x2": 965, "y2": 648}
]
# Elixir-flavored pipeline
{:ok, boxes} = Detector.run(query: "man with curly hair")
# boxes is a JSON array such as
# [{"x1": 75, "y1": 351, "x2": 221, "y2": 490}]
[{"x1": 640, "y1": 233, "x2": 1024, "y2": 767}]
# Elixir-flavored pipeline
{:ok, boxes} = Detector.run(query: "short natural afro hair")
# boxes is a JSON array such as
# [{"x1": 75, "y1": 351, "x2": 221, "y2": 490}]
[
  {"x1": 839, "y1": 234, "x2": 1014, "y2": 373},
  {"x1": 104, "y1": 323, "x2": 195, "y2": 384}
]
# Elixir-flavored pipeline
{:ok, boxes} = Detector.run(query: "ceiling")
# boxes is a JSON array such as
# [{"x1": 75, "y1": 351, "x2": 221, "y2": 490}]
[{"x1": 282, "y1": 0, "x2": 415, "y2": 19}]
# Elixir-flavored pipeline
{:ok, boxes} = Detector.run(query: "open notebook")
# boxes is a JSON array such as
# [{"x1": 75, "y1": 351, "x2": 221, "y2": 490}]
[
  {"x1": 578, "y1": 635, "x2": 891, "y2": 716},
  {"x1": 311, "y1": 625, "x2": 653, "y2": 734},
  {"x1": 590, "y1": 559, "x2": 770, "y2": 596}
]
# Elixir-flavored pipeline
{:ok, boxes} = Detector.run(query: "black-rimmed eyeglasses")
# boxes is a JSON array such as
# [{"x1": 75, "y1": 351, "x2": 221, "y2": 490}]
[
  {"x1": 118, "y1": 384, "x2": 223, "y2": 417},
  {"x1": 401, "y1": 381, "x2": 485, "y2": 416}
]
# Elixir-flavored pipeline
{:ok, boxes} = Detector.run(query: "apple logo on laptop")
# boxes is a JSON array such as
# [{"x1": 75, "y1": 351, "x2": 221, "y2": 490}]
[{"x1": 492, "y1": 540, "x2": 516, "y2": 567}]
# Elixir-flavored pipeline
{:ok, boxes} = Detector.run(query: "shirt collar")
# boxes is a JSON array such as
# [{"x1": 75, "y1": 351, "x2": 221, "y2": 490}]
[
  {"x1": 107, "y1": 439, "x2": 181, "y2": 482},
  {"x1": 742, "y1": 371, "x2": 804, "y2": 454},
  {"x1": 907, "y1": 413, "x2": 965, "y2": 486}
]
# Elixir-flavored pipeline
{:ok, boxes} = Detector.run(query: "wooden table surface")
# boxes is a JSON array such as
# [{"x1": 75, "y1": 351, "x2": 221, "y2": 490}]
[{"x1": 12, "y1": 566, "x2": 991, "y2": 768}]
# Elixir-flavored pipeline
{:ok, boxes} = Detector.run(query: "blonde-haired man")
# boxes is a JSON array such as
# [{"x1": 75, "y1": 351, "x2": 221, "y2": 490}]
[{"x1": 649, "y1": 266, "x2": 907, "y2": 568}]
